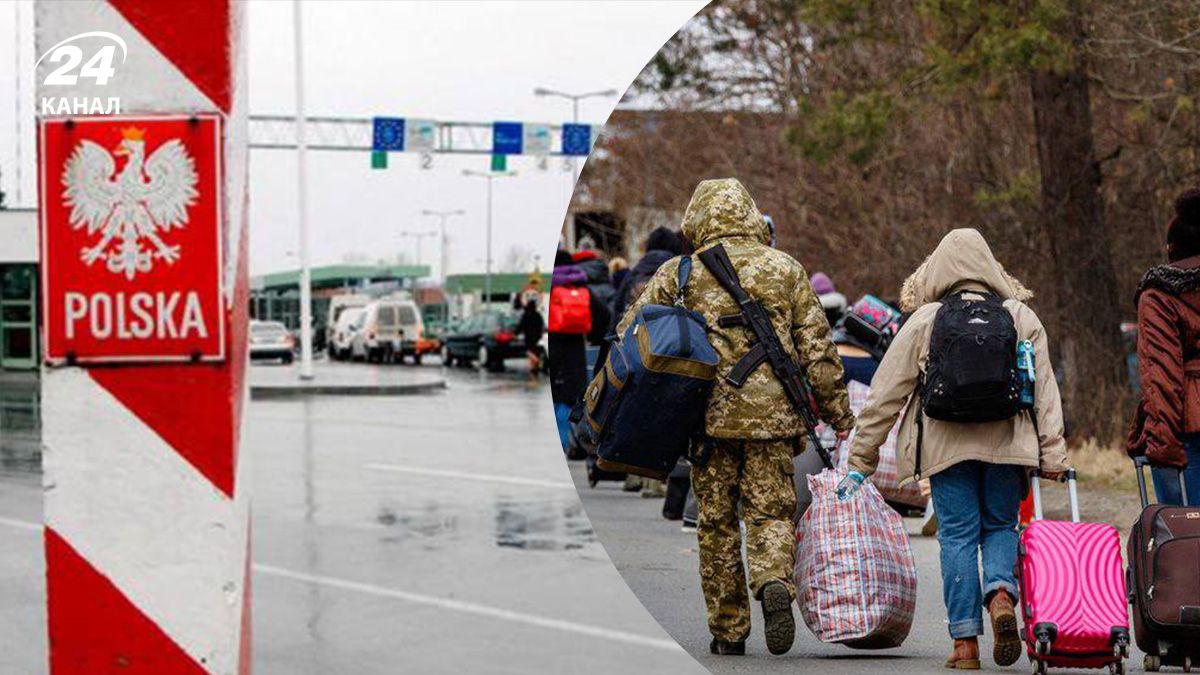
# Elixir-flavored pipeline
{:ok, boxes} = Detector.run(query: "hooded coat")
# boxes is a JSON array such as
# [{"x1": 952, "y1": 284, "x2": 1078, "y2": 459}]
[
  {"x1": 845, "y1": 229, "x2": 1069, "y2": 483},
  {"x1": 617, "y1": 178, "x2": 855, "y2": 439},
  {"x1": 1126, "y1": 255, "x2": 1200, "y2": 468}
]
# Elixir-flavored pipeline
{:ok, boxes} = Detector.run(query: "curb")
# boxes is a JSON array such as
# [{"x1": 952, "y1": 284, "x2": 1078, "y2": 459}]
[{"x1": 250, "y1": 379, "x2": 447, "y2": 400}]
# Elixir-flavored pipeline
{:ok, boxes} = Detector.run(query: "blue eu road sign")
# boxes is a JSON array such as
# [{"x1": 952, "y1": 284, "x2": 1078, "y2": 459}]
[
  {"x1": 492, "y1": 122, "x2": 524, "y2": 155},
  {"x1": 373, "y1": 117, "x2": 405, "y2": 151},
  {"x1": 562, "y1": 123, "x2": 592, "y2": 156}
]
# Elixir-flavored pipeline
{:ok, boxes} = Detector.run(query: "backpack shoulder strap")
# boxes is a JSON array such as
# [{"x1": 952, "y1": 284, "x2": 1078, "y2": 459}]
[{"x1": 676, "y1": 255, "x2": 693, "y2": 306}]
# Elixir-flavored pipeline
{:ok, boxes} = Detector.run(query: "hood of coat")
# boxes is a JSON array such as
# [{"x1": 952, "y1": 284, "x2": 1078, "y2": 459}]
[
  {"x1": 899, "y1": 228, "x2": 1033, "y2": 312},
  {"x1": 1135, "y1": 257, "x2": 1200, "y2": 304},
  {"x1": 575, "y1": 258, "x2": 611, "y2": 286},
  {"x1": 680, "y1": 178, "x2": 770, "y2": 249}
]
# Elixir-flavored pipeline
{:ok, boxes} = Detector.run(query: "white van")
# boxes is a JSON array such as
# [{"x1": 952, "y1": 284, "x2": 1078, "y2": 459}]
[
  {"x1": 351, "y1": 297, "x2": 424, "y2": 363},
  {"x1": 325, "y1": 294, "x2": 370, "y2": 357},
  {"x1": 330, "y1": 306, "x2": 366, "y2": 361}
]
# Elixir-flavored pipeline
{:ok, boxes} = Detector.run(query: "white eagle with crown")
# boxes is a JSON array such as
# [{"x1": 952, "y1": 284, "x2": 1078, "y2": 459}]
[{"x1": 62, "y1": 126, "x2": 200, "y2": 280}]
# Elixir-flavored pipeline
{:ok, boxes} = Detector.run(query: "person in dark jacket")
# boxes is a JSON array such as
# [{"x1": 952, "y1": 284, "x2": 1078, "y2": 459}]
[
  {"x1": 610, "y1": 227, "x2": 683, "y2": 326},
  {"x1": 550, "y1": 249, "x2": 591, "y2": 454},
  {"x1": 515, "y1": 299, "x2": 545, "y2": 377},
  {"x1": 1128, "y1": 188, "x2": 1200, "y2": 505}
]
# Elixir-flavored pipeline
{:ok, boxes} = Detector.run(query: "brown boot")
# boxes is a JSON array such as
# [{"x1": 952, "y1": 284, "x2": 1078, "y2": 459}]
[
  {"x1": 944, "y1": 638, "x2": 981, "y2": 670},
  {"x1": 988, "y1": 590, "x2": 1022, "y2": 666}
]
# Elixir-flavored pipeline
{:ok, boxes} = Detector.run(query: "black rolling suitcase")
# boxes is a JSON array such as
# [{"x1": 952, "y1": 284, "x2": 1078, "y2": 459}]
[{"x1": 1128, "y1": 457, "x2": 1200, "y2": 672}]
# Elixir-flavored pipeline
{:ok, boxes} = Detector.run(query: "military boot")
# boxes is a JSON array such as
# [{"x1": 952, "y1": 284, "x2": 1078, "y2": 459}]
[{"x1": 759, "y1": 580, "x2": 794, "y2": 655}]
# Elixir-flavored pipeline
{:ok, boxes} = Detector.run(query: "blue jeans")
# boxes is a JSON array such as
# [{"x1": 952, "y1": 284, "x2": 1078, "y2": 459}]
[
  {"x1": 554, "y1": 403, "x2": 572, "y2": 453},
  {"x1": 929, "y1": 461, "x2": 1025, "y2": 639},
  {"x1": 1152, "y1": 434, "x2": 1200, "y2": 506}
]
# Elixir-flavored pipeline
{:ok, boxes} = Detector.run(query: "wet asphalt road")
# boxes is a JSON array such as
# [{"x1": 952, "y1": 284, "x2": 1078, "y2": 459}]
[
  {"x1": 570, "y1": 462, "x2": 1148, "y2": 675},
  {"x1": 0, "y1": 363, "x2": 706, "y2": 675}
]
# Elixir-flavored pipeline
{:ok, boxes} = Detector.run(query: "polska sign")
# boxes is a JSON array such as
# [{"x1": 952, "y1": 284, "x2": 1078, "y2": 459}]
[{"x1": 39, "y1": 115, "x2": 225, "y2": 364}]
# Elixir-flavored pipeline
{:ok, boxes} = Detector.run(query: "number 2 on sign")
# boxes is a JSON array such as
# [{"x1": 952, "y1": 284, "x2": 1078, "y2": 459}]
[{"x1": 44, "y1": 45, "x2": 117, "y2": 86}]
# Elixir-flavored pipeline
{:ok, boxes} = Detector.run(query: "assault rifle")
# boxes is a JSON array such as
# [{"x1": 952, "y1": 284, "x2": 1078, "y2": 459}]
[{"x1": 697, "y1": 244, "x2": 836, "y2": 469}]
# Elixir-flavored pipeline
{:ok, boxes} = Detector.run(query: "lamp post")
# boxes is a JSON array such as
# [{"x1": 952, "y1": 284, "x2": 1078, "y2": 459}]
[
  {"x1": 399, "y1": 230, "x2": 438, "y2": 268},
  {"x1": 294, "y1": 0, "x2": 314, "y2": 379},
  {"x1": 462, "y1": 169, "x2": 516, "y2": 313},
  {"x1": 533, "y1": 87, "x2": 617, "y2": 249},
  {"x1": 420, "y1": 208, "x2": 465, "y2": 282}
]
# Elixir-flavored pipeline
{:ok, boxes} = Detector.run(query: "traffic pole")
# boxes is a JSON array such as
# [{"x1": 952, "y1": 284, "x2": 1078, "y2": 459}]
[
  {"x1": 293, "y1": 0, "x2": 314, "y2": 380},
  {"x1": 36, "y1": 2, "x2": 251, "y2": 673}
]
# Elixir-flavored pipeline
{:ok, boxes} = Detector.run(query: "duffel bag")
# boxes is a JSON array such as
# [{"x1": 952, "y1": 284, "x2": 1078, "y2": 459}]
[{"x1": 575, "y1": 256, "x2": 718, "y2": 481}]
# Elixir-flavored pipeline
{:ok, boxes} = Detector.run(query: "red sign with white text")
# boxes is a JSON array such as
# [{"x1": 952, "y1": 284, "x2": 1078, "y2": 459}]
[{"x1": 39, "y1": 115, "x2": 225, "y2": 364}]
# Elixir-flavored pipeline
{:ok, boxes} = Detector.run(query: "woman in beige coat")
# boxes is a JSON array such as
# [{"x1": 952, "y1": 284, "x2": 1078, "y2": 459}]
[{"x1": 841, "y1": 229, "x2": 1070, "y2": 670}]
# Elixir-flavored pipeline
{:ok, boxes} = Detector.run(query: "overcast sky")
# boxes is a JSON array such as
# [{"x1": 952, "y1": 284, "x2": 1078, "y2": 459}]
[{"x1": 0, "y1": 0, "x2": 706, "y2": 276}]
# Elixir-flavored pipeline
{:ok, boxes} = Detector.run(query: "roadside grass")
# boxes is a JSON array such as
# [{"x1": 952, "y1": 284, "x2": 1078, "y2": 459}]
[{"x1": 1069, "y1": 440, "x2": 1139, "y2": 494}]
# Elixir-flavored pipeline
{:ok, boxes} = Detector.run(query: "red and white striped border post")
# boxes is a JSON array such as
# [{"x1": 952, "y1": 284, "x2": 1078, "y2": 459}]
[{"x1": 36, "y1": 1, "x2": 250, "y2": 673}]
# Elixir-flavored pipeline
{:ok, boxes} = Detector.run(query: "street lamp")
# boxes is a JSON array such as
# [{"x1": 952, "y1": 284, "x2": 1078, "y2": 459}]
[
  {"x1": 533, "y1": 87, "x2": 620, "y2": 124},
  {"x1": 399, "y1": 230, "x2": 438, "y2": 268},
  {"x1": 462, "y1": 169, "x2": 517, "y2": 313},
  {"x1": 534, "y1": 87, "x2": 618, "y2": 249},
  {"x1": 420, "y1": 208, "x2": 465, "y2": 282}
]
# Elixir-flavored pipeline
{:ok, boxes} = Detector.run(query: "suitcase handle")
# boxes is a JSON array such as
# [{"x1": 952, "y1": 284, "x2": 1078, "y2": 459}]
[
  {"x1": 1030, "y1": 469, "x2": 1079, "y2": 522},
  {"x1": 1133, "y1": 456, "x2": 1189, "y2": 508}
]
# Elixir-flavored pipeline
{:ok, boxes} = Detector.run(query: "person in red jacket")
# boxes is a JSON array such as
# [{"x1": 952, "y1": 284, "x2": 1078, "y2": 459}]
[{"x1": 1128, "y1": 188, "x2": 1200, "y2": 505}]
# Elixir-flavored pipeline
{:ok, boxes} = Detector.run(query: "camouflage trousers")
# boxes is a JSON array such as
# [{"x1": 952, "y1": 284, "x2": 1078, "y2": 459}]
[{"x1": 693, "y1": 438, "x2": 798, "y2": 642}]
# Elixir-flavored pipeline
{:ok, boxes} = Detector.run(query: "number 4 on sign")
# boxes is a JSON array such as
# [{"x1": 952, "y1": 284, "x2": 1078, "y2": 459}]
[{"x1": 81, "y1": 46, "x2": 117, "y2": 85}]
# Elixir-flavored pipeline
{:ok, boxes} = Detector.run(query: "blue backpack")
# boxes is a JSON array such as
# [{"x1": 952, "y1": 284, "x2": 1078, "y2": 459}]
[{"x1": 576, "y1": 257, "x2": 719, "y2": 480}]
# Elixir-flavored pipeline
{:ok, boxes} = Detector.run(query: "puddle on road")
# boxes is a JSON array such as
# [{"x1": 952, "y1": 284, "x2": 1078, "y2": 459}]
[
  {"x1": 0, "y1": 380, "x2": 41, "y2": 478},
  {"x1": 374, "y1": 502, "x2": 460, "y2": 548},
  {"x1": 493, "y1": 495, "x2": 595, "y2": 551}
]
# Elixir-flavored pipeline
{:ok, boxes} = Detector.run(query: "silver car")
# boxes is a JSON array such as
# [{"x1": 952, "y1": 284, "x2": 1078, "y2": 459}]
[{"x1": 249, "y1": 320, "x2": 295, "y2": 364}]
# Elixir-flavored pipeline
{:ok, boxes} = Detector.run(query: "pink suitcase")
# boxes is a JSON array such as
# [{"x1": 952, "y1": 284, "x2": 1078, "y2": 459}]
[{"x1": 1017, "y1": 470, "x2": 1130, "y2": 675}]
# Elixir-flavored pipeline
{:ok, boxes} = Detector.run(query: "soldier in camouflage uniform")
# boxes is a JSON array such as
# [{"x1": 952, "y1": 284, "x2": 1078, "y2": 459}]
[{"x1": 617, "y1": 178, "x2": 855, "y2": 656}]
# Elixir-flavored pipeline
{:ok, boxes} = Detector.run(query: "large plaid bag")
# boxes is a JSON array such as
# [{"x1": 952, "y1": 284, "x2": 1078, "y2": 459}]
[
  {"x1": 818, "y1": 380, "x2": 927, "y2": 509},
  {"x1": 794, "y1": 469, "x2": 917, "y2": 648}
]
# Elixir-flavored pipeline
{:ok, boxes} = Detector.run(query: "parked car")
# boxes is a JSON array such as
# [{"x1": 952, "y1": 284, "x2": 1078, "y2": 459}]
[
  {"x1": 326, "y1": 294, "x2": 370, "y2": 358},
  {"x1": 351, "y1": 297, "x2": 424, "y2": 363},
  {"x1": 248, "y1": 320, "x2": 295, "y2": 364},
  {"x1": 330, "y1": 306, "x2": 366, "y2": 361},
  {"x1": 441, "y1": 312, "x2": 531, "y2": 372}
]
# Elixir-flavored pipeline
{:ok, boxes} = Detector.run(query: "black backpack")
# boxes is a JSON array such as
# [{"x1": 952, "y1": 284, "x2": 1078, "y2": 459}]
[{"x1": 919, "y1": 291, "x2": 1021, "y2": 423}]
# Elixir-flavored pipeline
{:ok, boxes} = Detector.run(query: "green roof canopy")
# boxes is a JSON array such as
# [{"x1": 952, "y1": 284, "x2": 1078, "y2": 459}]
[
  {"x1": 445, "y1": 273, "x2": 539, "y2": 296},
  {"x1": 255, "y1": 264, "x2": 431, "y2": 291}
]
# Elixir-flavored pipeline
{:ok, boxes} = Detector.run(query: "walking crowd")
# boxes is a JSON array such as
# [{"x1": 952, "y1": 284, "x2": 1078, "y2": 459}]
[{"x1": 548, "y1": 178, "x2": 1200, "y2": 672}]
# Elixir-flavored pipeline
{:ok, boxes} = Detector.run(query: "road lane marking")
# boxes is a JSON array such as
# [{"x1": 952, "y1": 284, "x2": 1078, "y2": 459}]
[
  {"x1": 364, "y1": 464, "x2": 576, "y2": 490},
  {"x1": 0, "y1": 516, "x2": 41, "y2": 532},
  {"x1": 255, "y1": 564, "x2": 683, "y2": 652},
  {"x1": 0, "y1": 517, "x2": 681, "y2": 652}
]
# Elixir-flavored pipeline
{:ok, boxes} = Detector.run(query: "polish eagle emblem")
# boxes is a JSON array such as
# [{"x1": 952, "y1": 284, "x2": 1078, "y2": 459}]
[{"x1": 62, "y1": 127, "x2": 199, "y2": 280}]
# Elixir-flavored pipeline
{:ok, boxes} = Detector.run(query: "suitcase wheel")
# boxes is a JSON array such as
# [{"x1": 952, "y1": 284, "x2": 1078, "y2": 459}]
[
  {"x1": 1186, "y1": 656, "x2": 1193, "y2": 674},
  {"x1": 1108, "y1": 661, "x2": 1126, "y2": 675},
  {"x1": 1031, "y1": 658, "x2": 1047, "y2": 675},
  {"x1": 1144, "y1": 654, "x2": 1161, "y2": 672}
]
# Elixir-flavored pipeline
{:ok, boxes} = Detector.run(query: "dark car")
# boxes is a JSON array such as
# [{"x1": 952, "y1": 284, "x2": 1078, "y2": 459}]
[{"x1": 441, "y1": 312, "x2": 530, "y2": 372}]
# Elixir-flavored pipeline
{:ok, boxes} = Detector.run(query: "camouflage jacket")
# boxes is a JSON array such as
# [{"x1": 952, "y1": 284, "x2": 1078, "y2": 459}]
[{"x1": 617, "y1": 178, "x2": 855, "y2": 440}]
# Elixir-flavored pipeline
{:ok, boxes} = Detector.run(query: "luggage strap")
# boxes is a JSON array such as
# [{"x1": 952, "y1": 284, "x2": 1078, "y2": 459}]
[
  {"x1": 697, "y1": 243, "x2": 834, "y2": 470},
  {"x1": 674, "y1": 256, "x2": 694, "y2": 355},
  {"x1": 914, "y1": 372, "x2": 925, "y2": 481}
]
